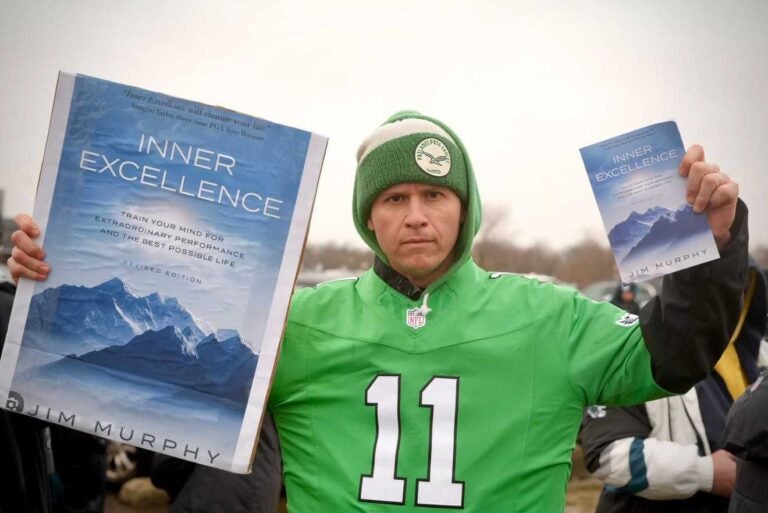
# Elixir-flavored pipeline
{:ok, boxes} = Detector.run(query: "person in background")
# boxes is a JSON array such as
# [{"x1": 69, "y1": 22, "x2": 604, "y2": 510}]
[
  {"x1": 610, "y1": 282, "x2": 641, "y2": 315},
  {"x1": 580, "y1": 261, "x2": 768, "y2": 513}
]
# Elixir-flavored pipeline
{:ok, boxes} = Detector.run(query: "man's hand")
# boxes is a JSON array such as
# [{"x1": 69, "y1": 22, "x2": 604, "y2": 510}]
[
  {"x1": 679, "y1": 145, "x2": 739, "y2": 249},
  {"x1": 7, "y1": 214, "x2": 49, "y2": 284},
  {"x1": 710, "y1": 449, "x2": 736, "y2": 497}
]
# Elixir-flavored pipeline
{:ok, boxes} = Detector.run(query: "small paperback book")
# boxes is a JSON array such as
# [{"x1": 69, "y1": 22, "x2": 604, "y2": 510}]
[
  {"x1": 579, "y1": 121, "x2": 718, "y2": 283},
  {"x1": 0, "y1": 72, "x2": 327, "y2": 472}
]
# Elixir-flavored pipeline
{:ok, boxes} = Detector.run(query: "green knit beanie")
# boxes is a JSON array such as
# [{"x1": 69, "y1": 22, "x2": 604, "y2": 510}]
[{"x1": 353, "y1": 111, "x2": 469, "y2": 231}]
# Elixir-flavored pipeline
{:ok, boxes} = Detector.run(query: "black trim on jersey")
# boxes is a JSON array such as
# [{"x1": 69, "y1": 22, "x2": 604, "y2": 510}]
[
  {"x1": 358, "y1": 374, "x2": 407, "y2": 506},
  {"x1": 374, "y1": 257, "x2": 423, "y2": 300},
  {"x1": 640, "y1": 200, "x2": 749, "y2": 393},
  {"x1": 415, "y1": 376, "x2": 465, "y2": 509}
]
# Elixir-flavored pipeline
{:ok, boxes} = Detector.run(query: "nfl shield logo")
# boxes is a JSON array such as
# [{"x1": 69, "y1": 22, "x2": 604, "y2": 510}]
[
  {"x1": 586, "y1": 405, "x2": 607, "y2": 419},
  {"x1": 406, "y1": 307, "x2": 427, "y2": 329}
]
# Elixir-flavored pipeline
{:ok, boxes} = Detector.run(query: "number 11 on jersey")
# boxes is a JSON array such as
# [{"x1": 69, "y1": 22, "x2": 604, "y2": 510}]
[{"x1": 359, "y1": 374, "x2": 465, "y2": 508}]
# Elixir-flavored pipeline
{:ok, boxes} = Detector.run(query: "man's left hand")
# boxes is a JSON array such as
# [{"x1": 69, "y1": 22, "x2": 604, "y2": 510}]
[{"x1": 679, "y1": 145, "x2": 739, "y2": 249}]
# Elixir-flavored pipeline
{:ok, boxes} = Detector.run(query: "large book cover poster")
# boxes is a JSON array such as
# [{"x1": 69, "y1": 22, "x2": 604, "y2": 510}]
[
  {"x1": 580, "y1": 121, "x2": 718, "y2": 283},
  {"x1": 0, "y1": 73, "x2": 326, "y2": 472}
]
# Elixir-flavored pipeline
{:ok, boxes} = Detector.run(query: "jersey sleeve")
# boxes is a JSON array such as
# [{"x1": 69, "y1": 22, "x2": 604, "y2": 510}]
[{"x1": 563, "y1": 292, "x2": 667, "y2": 406}]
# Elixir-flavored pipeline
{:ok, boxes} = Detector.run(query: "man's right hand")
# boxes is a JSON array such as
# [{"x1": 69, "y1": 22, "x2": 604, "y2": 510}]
[
  {"x1": 7, "y1": 214, "x2": 49, "y2": 284},
  {"x1": 710, "y1": 449, "x2": 736, "y2": 497}
]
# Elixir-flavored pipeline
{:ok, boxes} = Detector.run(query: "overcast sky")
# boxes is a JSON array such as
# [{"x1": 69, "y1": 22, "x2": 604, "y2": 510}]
[{"x1": 2, "y1": 1, "x2": 766, "y2": 252}]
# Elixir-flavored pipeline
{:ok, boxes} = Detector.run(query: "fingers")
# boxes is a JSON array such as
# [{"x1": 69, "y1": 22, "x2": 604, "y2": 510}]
[
  {"x1": 685, "y1": 160, "x2": 740, "y2": 214},
  {"x1": 14, "y1": 213, "x2": 41, "y2": 238},
  {"x1": 690, "y1": 167, "x2": 733, "y2": 213},
  {"x1": 7, "y1": 255, "x2": 49, "y2": 284},
  {"x1": 678, "y1": 145, "x2": 741, "y2": 248},
  {"x1": 708, "y1": 182, "x2": 739, "y2": 209},
  {"x1": 685, "y1": 161, "x2": 721, "y2": 207},
  {"x1": 10, "y1": 245, "x2": 49, "y2": 275},
  {"x1": 10, "y1": 226, "x2": 45, "y2": 260},
  {"x1": 678, "y1": 144, "x2": 705, "y2": 177},
  {"x1": 9, "y1": 213, "x2": 48, "y2": 284}
]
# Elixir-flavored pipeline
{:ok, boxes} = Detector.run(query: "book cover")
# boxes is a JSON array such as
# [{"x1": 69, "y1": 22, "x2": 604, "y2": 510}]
[
  {"x1": 0, "y1": 73, "x2": 326, "y2": 472},
  {"x1": 580, "y1": 121, "x2": 718, "y2": 283}
]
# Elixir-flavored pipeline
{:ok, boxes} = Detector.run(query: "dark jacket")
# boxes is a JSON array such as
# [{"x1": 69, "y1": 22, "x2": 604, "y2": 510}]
[{"x1": 724, "y1": 370, "x2": 768, "y2": 513}]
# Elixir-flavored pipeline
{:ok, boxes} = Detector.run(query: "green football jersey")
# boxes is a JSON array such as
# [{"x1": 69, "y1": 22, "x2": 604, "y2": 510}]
[{"x1": 269, "y1": 260, "x2": 668, "y2": 512}]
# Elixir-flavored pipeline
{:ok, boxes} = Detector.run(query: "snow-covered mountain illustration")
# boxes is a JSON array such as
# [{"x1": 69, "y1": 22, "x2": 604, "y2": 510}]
[
  {"x1": 23, "y1": 278, "x2": 210, "y2": 356},
  {"x1": 621, "y1": 204, "x2": 712, "y2": 263},
  {"x1": 65, "y1": 326, "x2": 258, "y2": 405},
  {"x1": 607, "y1": 206, "x2": 675, "y2": 260}
]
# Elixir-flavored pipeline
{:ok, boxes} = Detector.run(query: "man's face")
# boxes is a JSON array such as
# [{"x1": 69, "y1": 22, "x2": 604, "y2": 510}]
[{"x1": 367, "y1": 182, "x2": 464, "y2": 288}]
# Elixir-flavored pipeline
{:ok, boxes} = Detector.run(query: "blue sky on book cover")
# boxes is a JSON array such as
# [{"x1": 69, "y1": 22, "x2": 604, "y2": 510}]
[
  {"x1": 580, "y1": 121, "x2": 717, "y2": 282},
  {"x1": 6, "y1": 74, "x2": 321, "y2": 470}
]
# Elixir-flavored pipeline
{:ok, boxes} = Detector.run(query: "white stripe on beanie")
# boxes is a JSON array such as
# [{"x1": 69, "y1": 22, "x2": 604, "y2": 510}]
[{"x1": 356, "y1": 118, "x2": 456, "y2": 164}]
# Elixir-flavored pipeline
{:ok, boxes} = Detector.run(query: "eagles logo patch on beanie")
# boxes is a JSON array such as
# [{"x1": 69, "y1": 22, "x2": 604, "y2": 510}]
[{"x1": 415, "y1": 138, "x2": 451, "y2": 177}]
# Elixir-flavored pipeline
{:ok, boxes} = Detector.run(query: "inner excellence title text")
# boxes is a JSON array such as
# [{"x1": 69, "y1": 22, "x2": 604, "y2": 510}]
[
  {"x1": 79, "y1": 134, "x2": 284, "y2": 219},
  {"x1": 595, "y1": 144, "x2": 678, "y2": 183}
]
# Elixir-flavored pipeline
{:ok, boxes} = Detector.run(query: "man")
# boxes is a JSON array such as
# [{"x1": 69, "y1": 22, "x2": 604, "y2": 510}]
[
  {"x1": 10, "y1": 111, "x2": 748, "y2": 512},
  {"x1": 610, "y1": 283, "x2": 641, "y2": 314},
  {"x1": 580, "y1": 261, "x2": 767, "y2": 513}
]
